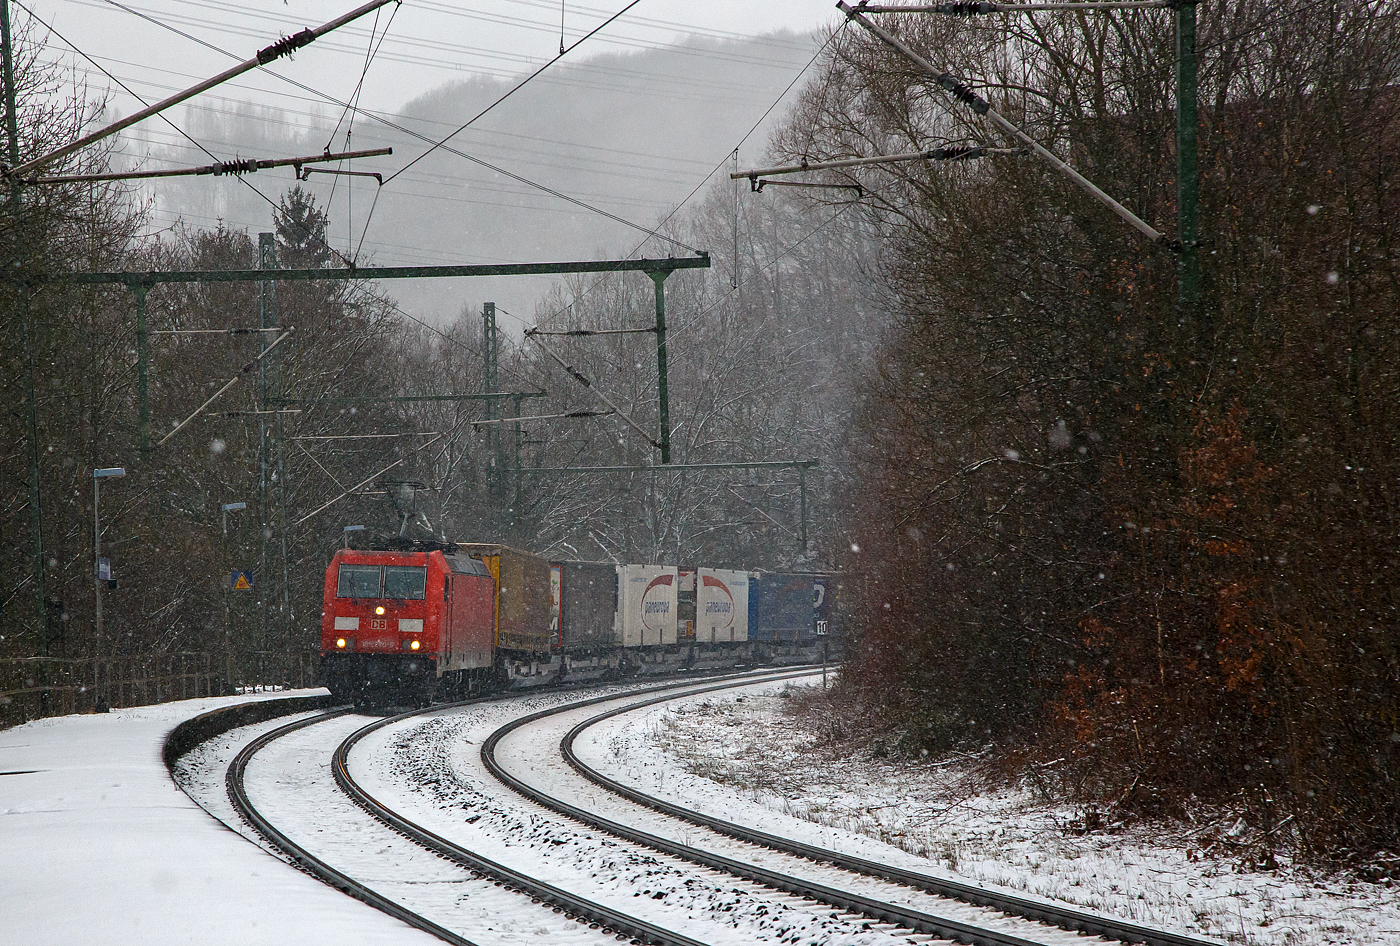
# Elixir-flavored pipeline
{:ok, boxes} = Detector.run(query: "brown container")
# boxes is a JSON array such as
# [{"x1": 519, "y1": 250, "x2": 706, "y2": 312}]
[{"x1": 457, "y1": 544, "x2": 553, "y2": 657}]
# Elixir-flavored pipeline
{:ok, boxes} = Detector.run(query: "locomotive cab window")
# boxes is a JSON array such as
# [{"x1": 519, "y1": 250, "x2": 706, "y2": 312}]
[
  {"x1": 383, "y1": 565, "x2": 427, "y2": 600},
  {"x1": 337, "y1": 564, "x2": 381, "y2": 598}
]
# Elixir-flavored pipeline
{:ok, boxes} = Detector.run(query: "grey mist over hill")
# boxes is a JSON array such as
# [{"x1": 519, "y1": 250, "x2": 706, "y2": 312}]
[{"x1": 131, "y1": 30, "x2": 821, "y2": 327}]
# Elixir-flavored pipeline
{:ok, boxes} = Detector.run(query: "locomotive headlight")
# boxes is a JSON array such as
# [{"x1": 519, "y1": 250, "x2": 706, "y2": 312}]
[
  {"x1": 335, "y1": 638, "x2": 348, "y2": 649},
  {"x1": 375, "y1": 605, "x2": 386, "y2": 616},
  {"x1": 410, "y1": 639, "x2": 421, "y2": 651}
]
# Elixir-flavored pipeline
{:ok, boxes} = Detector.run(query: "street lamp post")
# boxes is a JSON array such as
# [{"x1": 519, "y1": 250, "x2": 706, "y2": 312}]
[
  {"x1": 342, "y1": 524, "x2": 365, "y2": 548},
  {"x1": 221, "y1": 501, "x2": 247, "y2": 535},
  {"x1": 93, "y1": 467, "x2": 126, "y2": 702}
]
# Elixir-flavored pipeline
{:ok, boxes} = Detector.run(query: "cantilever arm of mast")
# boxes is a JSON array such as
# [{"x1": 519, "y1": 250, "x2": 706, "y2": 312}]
[
  {"x1": 731, "y1": 145, "x2": 1020, "y2": 181},
  {"x1": 4, "y1": 0, "x2": 396, "y2": 179},
  {"x1": 534, "y1": 339, "x2": 663, "y2": 451},
  {"x1": 156, "y1": 329, "x2": 292, "y2": 446},
  {"x1": 838, "y1": 0, "x2": 1171, "y2": 247},
  {"x1": 271, "y1": 392, "x2": 546, "y2": 408},
  {"x1": 510, "y1": 460, "x2": 820, "y2": 474},
  {"x1": 472, "y1": 410, "x2": 614, "y2": 426},
  {"x1": 24, "y1": 147, "x2": 392, "y2": 186}
]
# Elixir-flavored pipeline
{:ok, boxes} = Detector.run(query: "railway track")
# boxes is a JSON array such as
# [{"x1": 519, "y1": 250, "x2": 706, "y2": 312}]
[
  {"x1": 558, "y1": 679, "x2": 1220, "y2": 946},
  {"x1": 215, "y1": 670, "x2": 913, "y2": 946},
  {"x1": 221, "y1": 688, "x2": 721, "y2": 946},
  {"x1": 225, "y1": 708, "x2": 485, "y2": 946},
  {"x1": 197, "y1": 671, "x2": 1222, "y2": 946},
  {"x1": 484, "y1": 673, "x2": 1224, "y2": 946}
]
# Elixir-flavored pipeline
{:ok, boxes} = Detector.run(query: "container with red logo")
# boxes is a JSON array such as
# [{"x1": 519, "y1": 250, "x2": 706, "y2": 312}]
[
  {"x1": 617, "y1": 565, "x2": 678, "y2": 647},
  {"x1": 695, "y1": 568, "x2": 749, "y2": 643}
]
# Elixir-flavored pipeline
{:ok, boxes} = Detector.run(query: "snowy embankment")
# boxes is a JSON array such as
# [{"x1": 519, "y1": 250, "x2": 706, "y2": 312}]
[
  {"x1": 0, "y1": 690, "x2": 435, "y2": 945},
  {"x1": 578, "y1": 678, "x2": 1400, "y2": 946}
]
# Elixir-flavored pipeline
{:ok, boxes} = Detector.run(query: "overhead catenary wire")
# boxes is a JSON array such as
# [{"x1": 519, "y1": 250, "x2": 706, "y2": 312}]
[
  {"x1": 325, "y1": 0, "x2": 398, "y2": 151},
  {"x1": 24, "y1": 2, "x2": 589, "y2": 368},
  {"x1": 838, "y1": 0, "x2": 1171, "y2": 247},
  {"x1": 27, "y1": 17, "x2": 455, "y2": 360},
  {"x1": 382, "y1": 0, "x2": 644, "y2": 186},
  {"x1": 291, "y1": 432, "x2": 440, "y2": 440},
  {"x1": 148, "y1": 326, "x2": 283, "y2": 335},
  {"x1": 656, "y1": 199, "x2": 862, "y2": 356},
  {"x1": 473, "y1": 409, "x2": 613, "y2": 426},
  {"x1": 731, "y1": 145, "x2": 1020, "y2": 181},
  {"x1": 208, "y1": 409, "x2": 303, "y2": 417},
  {"x1": 37, "y1": 1, "x2": 838, "y2": 419},
  {"x1": 524, "y1": 20, "x2": 848, "y2": 340},
  {"x1": 81, "y1": 0, "x2": 818, "y2": 90},
  {"x1": 859, "y1": 2, "x2": 1172, "y2": 11},
  {"x1": 157, "y1": 328, "x2": 292, "y2": 445},
  {"x1": 295, "y1": 435, "x2": 442, "y2": 526},
  {"x1": 335, "y1": 2, "x2": 401, "y2": 261},
  {"x1": 4, "y1": 0, "x2": 396, "y2": 179},
  {"x1": 25, "y1": 146, "x2": 392, "y2": 185},
  {"x1": 524, "y1": 326, "x2": 656, "y2": 337},
  {"x1": 14, "y1": 0, "x2": 359, "y2": 269},
  {"x1": 534, "y1": 339, "x2": 662, "y2": 450},
  {"x1": 79, "y1": 0, "x2": 814, "y2": 111},
  {"x1": 79, "y1": 0, "x2": 704, "y2": 257}
]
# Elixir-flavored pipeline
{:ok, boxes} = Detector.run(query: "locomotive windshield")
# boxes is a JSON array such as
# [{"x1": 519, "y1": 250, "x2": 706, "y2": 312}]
[
  {"x1": 383, "y1": 565, "x2": 427, "y2": 599},
  {"x1": 336, "y1": 564, "x2": 427, "y2": 599},
  {"x1": 337, "y1": 564, "x2": 381, "y2": 598}
]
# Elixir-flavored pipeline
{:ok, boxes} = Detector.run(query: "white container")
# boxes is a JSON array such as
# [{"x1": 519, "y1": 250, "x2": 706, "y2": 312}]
[
  {"x1": 617, "y1": 565, "x2": 679, "y2": 647},
  {"x1": 695, "y1": 568, "x2": 749, "y2": 643}
]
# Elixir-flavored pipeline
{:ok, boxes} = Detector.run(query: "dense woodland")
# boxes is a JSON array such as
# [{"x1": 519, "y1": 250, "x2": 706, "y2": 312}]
[
  {"x1": 3, "y1": 0, "x2": 1399, "y2": 867},
  {"x1": 794, "y1": 1, "x2": 1400, "y2": 865}
]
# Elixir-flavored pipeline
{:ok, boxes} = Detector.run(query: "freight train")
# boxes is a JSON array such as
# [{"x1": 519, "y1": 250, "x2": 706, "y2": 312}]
[{"x1": 320, "y1": 539, "x2": 838, "y2": 706}]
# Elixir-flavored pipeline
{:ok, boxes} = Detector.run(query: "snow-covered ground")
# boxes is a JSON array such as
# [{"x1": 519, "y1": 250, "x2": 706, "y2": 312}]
[
  {"x1": 7, "y1": 676, "x2": 1396, "y2": 946},
  {"x1": 582, "y1": 677, "x2": 1400, "y2": 946},
  {"x1": 353, "y1": 682, "x2": 953, "y2": 946},
  {"x1": 0, "y1": 689, "x2": 438, "y2": 945}
]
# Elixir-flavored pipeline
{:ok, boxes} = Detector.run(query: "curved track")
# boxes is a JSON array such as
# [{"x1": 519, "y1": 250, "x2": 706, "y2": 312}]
[
  {"x1": 223, "y1": 671, "x2": 853, "y2": 946},
  {"x1": 226, "y1": 708, "x2": 483, "y2": 946},
  {"x1": 333, "y1": 698, "x2": 712, "y2": 946},
  {"x1": 560, "y1": 680, "x2": 1218, "y2": 946},
  {"x1": 212, "y1": 671, "x2": 1218, "y2": 946},
  {"x1": 486, "y1": 674, "x2": 1223, "y2": 946}
]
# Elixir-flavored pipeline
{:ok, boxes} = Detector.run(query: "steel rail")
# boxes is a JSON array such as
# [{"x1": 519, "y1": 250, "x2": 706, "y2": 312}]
[
  {"x1": 331, "y1": 723, "x2": 707, "y2": 946},
  {"x1": 331, "y1": 670, "x2": 811, "y2": 946},
  {"x1": 562, "y1": 686, "x2": 1225, "y2": 946},
  {"x1": 224, "y1": 709, "x2": 483, "y2": 946},
  {"x1": 480, "y1": 671, "x2": 1051, "y2": 946}
]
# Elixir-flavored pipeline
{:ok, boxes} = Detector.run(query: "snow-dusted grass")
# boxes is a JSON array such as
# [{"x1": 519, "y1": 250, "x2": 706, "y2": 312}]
[{"x1": 616, "y1": 681, "x2": 1400, "y2": 946}]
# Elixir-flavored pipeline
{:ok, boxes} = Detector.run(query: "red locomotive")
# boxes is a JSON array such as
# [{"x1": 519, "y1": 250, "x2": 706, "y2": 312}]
[{"x1": 320, "y1": 541, "x2": 549, "y2": 705}]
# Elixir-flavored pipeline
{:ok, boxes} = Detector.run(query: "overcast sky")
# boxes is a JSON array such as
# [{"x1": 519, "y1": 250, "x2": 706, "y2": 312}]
[
  {"x1": 24, "y1": 0, "x2": 843, "y2": 115},
  {"x1": 13, "y1": 1, "x2": 846, "y2": 321}
]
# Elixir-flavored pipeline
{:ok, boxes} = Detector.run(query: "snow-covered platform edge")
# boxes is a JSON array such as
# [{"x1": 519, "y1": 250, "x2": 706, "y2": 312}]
[{"x1": 0, "y1": 689, "x2": 439, "y2": 946}]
